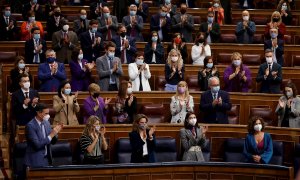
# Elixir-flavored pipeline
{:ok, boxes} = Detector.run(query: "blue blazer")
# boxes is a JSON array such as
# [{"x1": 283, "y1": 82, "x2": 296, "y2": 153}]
[
  {"x1": 129, "y1": 130, "x2": 156, "y2": 163},
  {"x1": 24, "y1": 118, "x2": 58, "y2": 167},
  {"x1": 150, "y1": 13, "x2": 172, "y2": 42},
  {"x1": 80, "y1": 31, "x2": 104, "y2": 62},
  {"x1": 144, "y1": 42, "x2": 165, "y2": 64},
  {"x1": 199, "y1": 90, "x2": 232, "y2": 124},
  {"x1": 122, "y1": 15, "x2": 144, "y2": 42},
  {"x1": 38, "y1": 62, "x2": 67, "y2": 92},
  {"x1": 112, "y1": 35, "x2": 137, "y2": 64},
  {"x1": 264, "y1": 39, "x2": 284, "y2": 66},
  {"x1": 69, "y1": 59, "x2": 92, "y2": 91},
  {"x1": 243, "y1": 132, "x2": 273, "y2": 164}
]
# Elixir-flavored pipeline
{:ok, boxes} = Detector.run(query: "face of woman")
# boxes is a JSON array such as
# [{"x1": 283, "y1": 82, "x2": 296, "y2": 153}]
[
  {"x1": 255, "y1": 120, "x2": 261, "y2": 126},
  {"x1": 207, "y1": 58, "x2": 213, "y2": 64},
  {"x1": 170, "y1": 52, "x2": 178, "y2": 58},
  {"x1": 285, "y1": 87, "x2": 293, "y2": 94},
  {"x1": 93, "y1": 121, "x2": 100, "y2": 131},
  {"x1": 128, "y1": 83, "x2": 132, "y2": 88}
]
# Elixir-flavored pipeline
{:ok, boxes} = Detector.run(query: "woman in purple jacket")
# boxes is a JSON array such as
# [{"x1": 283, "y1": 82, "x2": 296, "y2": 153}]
[
  {"x1": 83, "y1": 83, "x2": 112, "y2": 124},
  {"x1": 223, "y1": 52, "x2": 252, "y2": 92},
  {"x1": 69, "y1": 48, "x2": 95, "y2": 91}
]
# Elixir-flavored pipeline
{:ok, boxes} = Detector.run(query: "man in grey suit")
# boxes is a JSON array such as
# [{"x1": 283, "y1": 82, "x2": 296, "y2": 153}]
[
  {"x1": 52, "y1": 19, "x2": 78, "y2": 63},
  {"x1": 122, "y1": 4, "x2": 144, "y2": 42},
  {"x1": 171, "y1": 3, "x2": 194, "y2": 43},
  {"x1": 96, "y1": 41, "x2": 123, "y2": 91},
  {"x1": 73, "y1": 9, "x2": 90, "y2": 38},
  {"x1": 98, "y1": 6, "x2": 118, "y2": 41}
]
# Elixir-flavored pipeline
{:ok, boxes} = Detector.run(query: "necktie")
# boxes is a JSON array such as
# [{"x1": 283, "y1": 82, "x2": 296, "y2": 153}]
[
  {"x1": 41, "y1": 122, "x2": 47, "y2": 155},
  {"x1": 139, "y1": 72, "x2": 143, "y2": 91},
  {"x1": 92, "y1": 33, "x2": 95, "y2": 43},
  {"x1": 269, "y1": 64, "x2": 272, "y2": 75},
  {"x1": 121, "y1": 38, "x2": 125, "y2": 63},
  {"x1": 25, "y1": 92, "x2": 29, "y2": 98},
  {"x1": 34, "y1": 40, "x2": 39, "y2": 63},
  {"x1": 213, "y1": 93, "x2": 217, "y2": 100},
  {"x1": 130, "y1": 17, "x2": 136, "y2": 37},
  {"x1": 6, "y1": 17, "x2": 9, "y2": 25},
  {"x1": 106, "y1": 19, "x2": 112, "y2": 41}
]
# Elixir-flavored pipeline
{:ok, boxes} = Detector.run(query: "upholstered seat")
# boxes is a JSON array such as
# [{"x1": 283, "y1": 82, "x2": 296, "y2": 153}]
[
  {"x1": 224, "y1": 138, "x2": 246, "y2": 163},
  {"x1": 294, "y1": 144, "x2": 300, "y2": 176},
  {"x1": 220, "y1": 34, "x2": 237, "y2": 43},
  {"x1": 242, "y1": 54, "x2": 261, "y2": 66},
  {"x1": 51, "y1": 141, "x2": 73, "y2": 166},
  {"x1": 0, "y1": 51, "x2": 17, "y2": 64},
  {"x1": 155, "y1": 76, "x2": 166, "y2": 91},
  {"x1": 217, "y1": 53, "x2": 232, "y2": 65},
  {"x1": 227, "y1": 105, "x2": 239, "y2": 124},
  {"x1": 13, "y1": 142, "x2": 27, "y2": 179},
  {"x1": 141, "y1": 104, "x2": 166, "y2": 124},
  {"x1": 202, "y1": 139, "x2": 211, "y2": 162},
  {"x1": 250, "y1": 107, "x2": 275, "y2": 126},
  {"x1": 269, "y1": 141, "x2": 283, "y2": 165},
  {"x1": 156, "y1": 137, "x2": 177, "y2": 162},
  {"x1": 116, "y1": 138, "x2": 131, "y2": 163},
  {"x1": 185, "y1": 75, "x2": 200, "y2": 91}
]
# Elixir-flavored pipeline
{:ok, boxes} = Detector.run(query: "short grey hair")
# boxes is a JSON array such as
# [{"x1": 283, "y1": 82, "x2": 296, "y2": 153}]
[{"x1": 208, "y1": 76, "x2": 220, "y2": 86}]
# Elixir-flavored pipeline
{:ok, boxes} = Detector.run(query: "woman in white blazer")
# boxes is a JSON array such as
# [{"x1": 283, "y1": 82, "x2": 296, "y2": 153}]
[{"x1": 128, "y1": 52, "x2": 151, "y2": 91}]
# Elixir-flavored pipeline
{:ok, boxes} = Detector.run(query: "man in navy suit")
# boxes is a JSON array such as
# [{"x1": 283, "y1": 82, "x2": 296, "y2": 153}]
[
  {"x1": 80, "y1": 19, "x2": 104, "y2": 62},
  {"x1": 24, "y1": 103, "x2": 63, "y2": 168},
  {"x1": 150, "y1": 5, "x2": 172, "y2": 42},
  {"x1": 256, "y1": 49, "x2": 282, "y2": 94},
  {"x1": 12, "y1": 73, "x2": 39, "y2": 126},
  {"x1": 0, "y1": 5, "x2": 18, "y2": 41},
  {"x1": 112, "y1": 24, "x2": 137, "y2": 64},
  {"x1": 200, "y1": 77, "x2": 232, "y2": 124},
  {"x1": 132, "y1": 0, "x2": 149, "y2": 22},
  {"x1": 25, "y1": 27, "x2": 47, "y2": 64},
  {"x1": 264, "y1": 28, "x2": 284, "y2": 66},
  {"x1": 38, "y1": 49, "x2": 67, "y2": 92}
]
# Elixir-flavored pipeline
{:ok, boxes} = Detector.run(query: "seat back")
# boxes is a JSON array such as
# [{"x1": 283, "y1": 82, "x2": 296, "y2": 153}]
[
  {"x1": 269, "y1": 141, "x2": 283, "y2": 165},
  {"x1": 0, "y1": 51, "x2": 17, "y2": 64},
  {"x1": 155, "y1": 76, "x2": 166, "y2": 91},
  {"x1": 227, "y1": 105, "x2": 239, "y2": 124},
  {"x1": 51, "y1": 141, "x2": 73, "y2": 166},
  {"x1": 217, "y1": 53, "x2": 232, "y2": 65},
  {"x1": 250, "y1": 107, "x2": 275, "y2": 126},
  {"x1": 284, "y1": 35, "x2": 292, "y2": 44},
  {"x1": 294, "y1": 144, "x2": 300, "y2": 177},
  {"x1": 292, "y1": 55, "x2": 300, "y2": 67},
  {"x1": 185, "y1": 75, "x2": 200, "y2": 91},
  {"x1": 141, "y1": 104, "x2": 166, "y2": 124},
  {"x1": 253, "y1": 34, "x2": 264, "y2": 44},
  {"x1": 13, "y1": 142, "x2": 27, "y2": 179},
  {"x1": 251, "y1": 16, "x2": 269, "y2": 25},
  {"x1": 224, "y1": 138, "x2": 246, "y2": 162},
  {"x1": 202, "y1": 139, "x2": 211, "y2": 162},
  {"x1": 242, "y1": 54, "x2": 262, "y2": 66},
  {"x1": 116, "y1": 138, "x2": 132, "y2": 163},
  {"x1": 156, "y1": 137, "x2": 177, "y2": 162},
  {"x1": 220, "y1": 34, "x2": 237, "y2": 43}
]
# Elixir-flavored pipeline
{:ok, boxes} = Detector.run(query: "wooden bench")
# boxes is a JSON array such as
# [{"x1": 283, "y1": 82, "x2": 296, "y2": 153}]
[
  {"x1": 26, "y1": 162, "x2": 294, "y2": 180},
  {"x1": 16, "y1": 124, "x2": 300, "y2": 167}
]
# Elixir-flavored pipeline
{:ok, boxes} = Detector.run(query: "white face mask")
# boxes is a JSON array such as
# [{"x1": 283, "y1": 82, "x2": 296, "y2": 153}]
[
  {"x1": 136, "y1": 59, "x2": 144, "y2": 65},
  {"x1": 95, "y1": 125, "x2": 100, "y2": 131},
  {"x1": 189, "y1": 118, "x2": 197, "y2": 126},
  {"x1": 171, "y1": 56, "x2": 178, "y2": 62},
  {"x1": 254, "y1": 124, "x2": 262, "y2": 132},
  {"x1": 23, "y1": 82, "x2": 30, "y2": 89},
  {"x1": 43, "y1": 114, "x2": 50, "y2": 121},
  {"x1": 266, "y1": 57, "x2": 273, "y2": 64},
  {"x1": 78, "y1": 54, "x2": 83, "y2": 60},
  {"x1": 243, "y1": 15, "x2": 249, "y2": 21},
  {"x1": 63, "y1": 24, "x2": 69, "y2": 32},
  {"x1": 127, "y1": 87, "x2": 133, "y2": 94}
]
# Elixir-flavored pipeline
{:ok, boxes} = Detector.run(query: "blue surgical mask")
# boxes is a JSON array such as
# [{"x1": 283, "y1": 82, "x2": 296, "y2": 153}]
[
  {"x1": 211, "y1": 86, "x2": 220, "y2": 93},
  {"x1": 91, "y1": 27, "x2": 97, "y2": 33},
  {"x1": 64, "y1": 88, "x2": 71, "y2": 95},
  {"x1": 152, "y1": 36, "x2": 158, "y2": 42},
  {"x1": 282, "y1": 5, "x2": 287, "y2": 11},
  {"x1": 80, "y1": 15, "x2": 86, "y2": 20},
  {"x1": 78, "y1": 54, "x2": 83, "y2": 60},
  {"x1": 32, "y1": 0, "x2": 38, "y2": 4},
  {"x1": 135, "y1": 0, "x2": 139, "y2": 4},
  {"x1": 108, "y1": 52, "x2": 115, "y2": 59},
  {"x1": 4, "y1": 10, "x2": 10, "y2": 17},
  {"x1": 165, "y1": 0, "x2": 171, "y2": 4},
  {"x1": 233, "y1": 60, "x2": 241, "y2": 67},
  {"x1": 47, "y1": 57, "x2": 55, "y2": 63},
  {"x1": 29, "y1": 17, "x2": 35, "y2": 22},
  {"x1": 160, "y1": 12, "x2": 166, "y2": 17},
  {"x1": 271, "y1": 33, "x2": 278, "y2": 39},
  {"x1": 130, "y1": 11, "x2": 136, "y2": 16},
  {"x1": 33, "y1": 33, "x2": 40, "y2": 40},
  {"x1": 103, "y1": 12, "x2": 110, "y2": 19},
  {"x1": 206, "y1": 63, "x2": 213, "y2": 69},
  {"x1": 207, "y1": 17, "x2": 214, "y2": 23},
  {"x1": 214, "y1": 3, "x2": 219, "y2": 8},
  {"x1": 18, "y1": 63, "x2": 25, "y2": 69},
  {"x1": 286, "y1": 91, "x2": 293, "y2": 98}
]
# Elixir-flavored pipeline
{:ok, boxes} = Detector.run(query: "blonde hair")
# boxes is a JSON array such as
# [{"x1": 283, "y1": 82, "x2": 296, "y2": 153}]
[
  {"x1": 82, "y1": 116, "x2": 101, "y2": 136},
  {"x1": 231, "y1": 52, "x2": 242, "y2": 61},
  {"x1": 167, "y1": 49, "x2": 183, "y2": 68},
  {"x1": 88, "y1": 83, "x2": 101, "y2": 94},
  {"x1": 271, "y1": 11, "x2": 282, "y2": 24},
  {"x1": 175, "y1": 81, "x2": 190, "y2": 98}
]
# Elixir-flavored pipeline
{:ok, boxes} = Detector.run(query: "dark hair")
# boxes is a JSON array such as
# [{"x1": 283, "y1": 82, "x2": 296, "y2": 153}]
[
  {"x1": 59, "y1": 18, "x2": 68, "y2": 27},
  {"x1": 18, "y1": 73, "x2": 29, "y2": 83},
  {"x1": 247, "y1": 116, "x2": 265, "y2": 134},
  {"x1": 118, "y1": 81, "x2": 130, "y2": 99},
  {"x1": 89, "y1": 19, "x2": 98, "y2": 26},
  {"x1": 117, "y1": 24, "x2": 125, "y2": 31},
  {"x1": 31, "y1": 27, "x2": 40, "y2": 34},
  {"x1": 283, "y1": 82, "x2": 298, "y2": 98},
  {"x1": 27, "y1": 10, "x2": 35, "y2": 17},
  {"x1": 35, "y1": 103, "x2": 48, "y2": 113},
  {"x1": 203, "y1": 56, "x2": 215, "y2": 69},
  {"x1": 184, "y1": 112, "x2": 198, "y2": 129},
  {"x1": 195, "y1": 32, "x2": 207, "y2": 46},
  {"x1": 105, "y1": 41, "x2": 116, "y2": 49},
  {"x1": 134, "y1": 51, "x2": 144, "y2": 59},
  {"x1": 57, "y1": 79, "x2": 72, "y2": 98},
  {"x1": 71, "y1": 47, "x2": 81, "y2": 61},
  {"x1": 265, "y1": 48, "x2": 273, "y2": 54},
  {"x1": 148, "y1": 31, "x2": 161, "y2": 44},
  {"x1": 132, "y1": 114, "x2": 148, "y2": 132},
  {"x1": 14, "y1": 56, "x2": 25, "y2": 67},
  {"x1": 2, "y1": 4, "x2": 10, "y2": 10}
]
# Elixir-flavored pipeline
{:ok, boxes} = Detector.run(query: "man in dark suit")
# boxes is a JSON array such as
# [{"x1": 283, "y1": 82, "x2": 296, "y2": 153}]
[
  {"x1": 256, "y1": 49, "x2": 282, "y2": 94},
  {"x1": 199, "y1": 11, "x2": 221, "y2": 44},
  {"x1": 12, "y1": 74, "x2": 39, "y2": 126},
  {"x1": 73, "y1": 9, "x2": 90, "y2": 38},
  {"x1": 25, "y1": 27, "x2": 47, "y2": 64},
  {"x1": 150, "y1": 5, "x2": 172, "y2": 42},
  {"x1": 24, "y1": 103, "x2": 62, "y2": 169},
  {"x1": 264, "y1": 28, "x2": 284, "y2": 66},
  {"x1": 180, "y1": 0, "x2": 196, "y2": 8},
  {"x1": 89, "y1": 0, "x2": 108, "y2": 20},
  {"x1": 112, "y1": 24, "x2": 137, "y2": 64},
  {"x1": 200, "y1": 77, "x2": 232, "y2": 124},
  {"x1": 38, "y1": 49, "x2": 67, "y2": 92},
  {"x1": 171, "y1": 3, "x2": 194, "y2": 43},
  {"x1": 98, "y1": 6, "x2": 118, "y2": 41},
  {"x1": 22, "y1": 0, "x2": 43, "y2": 21},
  {"x1": 46, "y1": 6, "x2": 64, "y2": 40},
  {"x1": 122, "y1": 4, "x2": 144, "y2": 42},
  {"x1": 80, "y1": 19, "x2": 105, "y2": 62},
  {"x1": 131, "y1": 0, "x2": 149, "y2": 22},
  {"x1": 0, "y1": 5, "x2": 17, "y2": 41}
]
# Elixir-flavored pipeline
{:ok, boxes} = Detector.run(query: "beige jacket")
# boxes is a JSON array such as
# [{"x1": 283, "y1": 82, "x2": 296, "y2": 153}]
[{"x1": 53, "y1": 95, "x2": 80, "y2": 125}]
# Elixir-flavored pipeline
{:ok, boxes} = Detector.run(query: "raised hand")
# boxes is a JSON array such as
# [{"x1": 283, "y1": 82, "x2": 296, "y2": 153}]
[
  {"x1": 278, "y1": 99, "x2": 285, "y2": 108},
  {"x1": 104, "y1": 98, "x2": 112, "y2": 105}
]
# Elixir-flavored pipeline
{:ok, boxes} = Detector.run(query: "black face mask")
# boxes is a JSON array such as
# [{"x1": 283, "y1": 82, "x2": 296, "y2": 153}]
[
  {"x1": 92, "y1": 93, "x2": 100, "y2": 98},
  {"x1": 120, "y1": 32, "x2": 126, "y2": 38},
  {"x1": 273, "y1": 18, "x2": 279, "y2": 22},
  {"x1": 198, "y1": 38, "x2": 205, "y2": 43},
  {"x1": 54, "y1": 11, "x2": 61, "y2": 17},
  {"x1": 180, "y1": 9, "x2": 186, "y2": 14}
]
